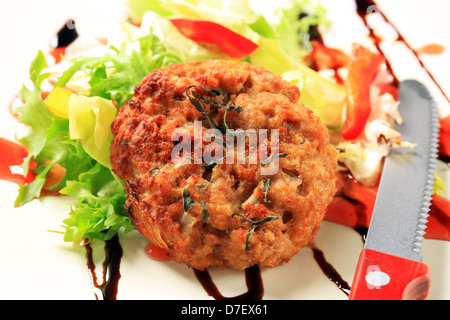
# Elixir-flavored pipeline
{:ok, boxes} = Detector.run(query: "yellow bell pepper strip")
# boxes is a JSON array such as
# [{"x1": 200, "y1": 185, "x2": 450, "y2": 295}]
[{"x1": 43, "y1": 87, "x2": 75, "y2": 119}]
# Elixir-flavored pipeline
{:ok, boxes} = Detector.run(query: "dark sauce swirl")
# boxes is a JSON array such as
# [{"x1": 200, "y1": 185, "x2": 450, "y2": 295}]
[
  {"x1": 355, "y1": 0, "x2": 449, "y2": 102},
  {"x1": 194, "y1": 265, "x2": 264, "y2": 300},
  {"x1": 85, "y1": 234, "x2": 123, "y2": 300}
]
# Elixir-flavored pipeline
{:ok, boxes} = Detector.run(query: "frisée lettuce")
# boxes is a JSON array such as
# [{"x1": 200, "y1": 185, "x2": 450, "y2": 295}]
[
  {"x1": 59, "y1": 163, "x2": 133, "y2": 243},
  {"x1": 15, "y1": 51, "x2": 133, "y2": 243},
  {"x1": 15, "y1": 51, "x2": 93, "y2": 207}
]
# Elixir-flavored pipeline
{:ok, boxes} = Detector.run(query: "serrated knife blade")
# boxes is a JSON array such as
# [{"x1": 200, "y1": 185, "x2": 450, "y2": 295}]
[{"x1": 349, "y1": 80, "x2": 440, "y2": 300}]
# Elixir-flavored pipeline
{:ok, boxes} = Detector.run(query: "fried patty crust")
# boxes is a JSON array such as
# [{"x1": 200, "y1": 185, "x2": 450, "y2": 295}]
[{"x1": 110, "y1": 60, "x2": 337, "y2": 270}]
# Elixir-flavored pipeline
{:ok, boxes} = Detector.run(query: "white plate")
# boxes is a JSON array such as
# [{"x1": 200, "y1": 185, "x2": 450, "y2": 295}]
[{"x1": 0, "y1": 0, "x2": 448, "y2": 300}]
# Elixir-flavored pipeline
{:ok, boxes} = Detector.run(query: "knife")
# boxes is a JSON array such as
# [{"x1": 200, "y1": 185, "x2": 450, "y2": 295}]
[{"x1": 349, "y1": 80, "x2": 440, "y2": 300}]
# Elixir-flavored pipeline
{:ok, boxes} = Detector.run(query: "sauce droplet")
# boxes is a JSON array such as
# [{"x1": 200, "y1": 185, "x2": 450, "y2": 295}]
[
  {"x1": 50, "y1": 19, "x2": 78, "y2": 49},
  {"x1": 145, "y1": 243, "x2": 172, "y2": 261},
  {"x1": 417, "y1": 44, "x2": 445, "y2": 55}
]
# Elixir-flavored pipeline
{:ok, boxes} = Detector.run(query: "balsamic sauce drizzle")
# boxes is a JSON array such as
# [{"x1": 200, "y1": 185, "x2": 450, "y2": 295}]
[
  {"x1": 355, "y1": 0, "x2": 449, "y2": 103},
  {"x1": 355, "y1": 0, "x2": 399, "y2": 87},
  {"x1": 85, "y1": 234, "x2": 123, "y2": 300},
  {"x1": 82, "y1": 0, "x2": 445, "y2": 300},
  {"x1": 50, "y1": 19, "x2": 79, "y2": 49},
  {"x1": 87, "y1": 233, "x2": 359, "y2": 300},
  {"x1": 193, "y1": 265, "x2": 264, "y2": 300},
  {"x1": 310, "y1": 244, "x2": 352, "y2": 296}
]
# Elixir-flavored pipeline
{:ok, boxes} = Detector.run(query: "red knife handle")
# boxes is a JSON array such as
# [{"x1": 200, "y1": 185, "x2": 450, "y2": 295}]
[{"x1": 349, "y1": 248, "x2": 431, "y2": 300}]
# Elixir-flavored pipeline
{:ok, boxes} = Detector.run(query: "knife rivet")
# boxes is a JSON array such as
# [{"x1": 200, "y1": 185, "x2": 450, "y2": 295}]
[{"x1": 365, "y1": 269, "x2": 390, "y2": 288}]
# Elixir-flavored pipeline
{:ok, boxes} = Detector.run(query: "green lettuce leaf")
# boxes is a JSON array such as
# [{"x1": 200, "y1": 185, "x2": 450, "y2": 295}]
[
  {"x1": 55, "y1": 34, "x2": 169, "y2": 108},
  {"x1": 56, "y1": 30, "x2": 187, "y2": 106},
  {"x1": 60, "y1": 163, "x2": 134, "y2": 243},
  {"x1": 127, "y1": 0, "x2": 174, "y2": 21},
  {"x1": 248, "y1": 0, "x2": 328, "y2": 57},
  {"x1": 248, "y1": 38, "x2": 346, "y2": 128},
  {"x1": 16, "y1": 51, "x2": 52, "y2": 175},
  {"x1": 15, "y1": 51, "x2": 94, "y2": 207},
  {"x1": 281, "y1": 67, "x2": 346, "y2": 128}
]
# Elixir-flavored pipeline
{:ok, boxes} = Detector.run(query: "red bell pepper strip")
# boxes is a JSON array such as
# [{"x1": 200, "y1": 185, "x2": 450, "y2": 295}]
[
  {"x1": 311, "y1": 40, "x2": 349, "y2": 71},
  {"x1": 438, "y1": 114, "x2": 450, "y2": 158},
  {"x1": 440, "y1": 114, "x2": 450, "y2": 134},
  {"x1": 426, "y1": 194, "x2": 450, "y2": 241},
  {"x1": 377, "y1": 82, "x2": 399, "y2": 101},
  {"x1": 49, "y1": 46, "x2": 67, "y2": 64},
  {"x1": 325, "y1": 172, "x2": 378, "y2": 229},
  {"x1": 170, "y1": 18, "x2": 258, "y2": 59},
  {"x1": 341, "y1": 44, "x2": 385, "y2": 140},
  {"x1": 0, "y1": 137, "x2": 36, "y2": 185},
  {"x1": 325, "y1": 196, "x2": 359, "y2": 229},
  {"x1": 326, "y1": 173, "x2": 450, "y2": 242}
]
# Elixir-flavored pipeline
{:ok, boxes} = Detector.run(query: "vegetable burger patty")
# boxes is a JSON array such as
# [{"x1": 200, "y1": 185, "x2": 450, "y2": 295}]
[{"x1": 110, "y1": 60, "x2": 337, "y2": 270}]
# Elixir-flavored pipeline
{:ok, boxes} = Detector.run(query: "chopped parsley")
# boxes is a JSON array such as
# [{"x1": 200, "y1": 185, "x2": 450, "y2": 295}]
[
  {"x1": 231, "y1": 213, "x2": 279, "y2": 251},
  {"x1": 199, "y1": 201, "x2": 210, "y2": 222},
  {"x1": 261, "y1": 153, "x2": 288, "y2": 167},
  {"x1": 183, "y1": 85, "x2": 242, "y2": 135},
  {"x1": 182, "y1": 186, "x2": 210, "y2": 222},
  {"x1": 182, "y1": 186, "x2": 196, "y2": 212}
]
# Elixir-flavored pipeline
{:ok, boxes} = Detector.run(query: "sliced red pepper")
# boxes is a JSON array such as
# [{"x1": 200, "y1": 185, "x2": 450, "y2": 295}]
[
  {"x1": 327, "y1": 173, "x2": 450, "y2": 242},
  {"x1": 439, "y1": 114, "x2": 450, "y2": 158},
  {"x1": 310, "y1": 40, "x2": 349, "y2": 71},
  {"x1": 440, "y1": 115, "x2": 450, "y2": 134},
  {"x1": 170, "y1": 18, "x2": 258, "y2": 59},
  {"x1": 325, "y1": 196, "x2": 358, "y2": 229},
  {"x1": 341, "y1": 43, "x2": 385, "y2": 140},
  {"x1": 377, "y1": 82, "x2": 399, "y2": 100},
  {"x1": 440, "y1": 131, "x2": 450, "y2": 159},
  {"x1": 426, "y1": 194, "x2": 450, "y2": 241},
  {"x1": 49, "y1": 46, "x2": 67, "y2": 64},
  {"x1": 0, "y1": 137, "x2": 36, "y2": 185},
  {"x1": 325, "y1": 173, "x2": 378, "y2": 229}
]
